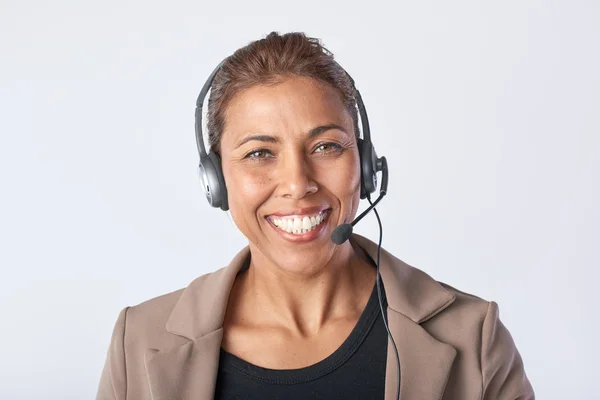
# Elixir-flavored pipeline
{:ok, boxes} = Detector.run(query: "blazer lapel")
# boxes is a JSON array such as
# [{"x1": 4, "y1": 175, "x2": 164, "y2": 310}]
[
  {"x1": 144, "y1": 247, "x2": 251, "y2": 400},
  {"x1": 383, "y1": 311, "x2": 457, "y2": 400},
  {"x1": 350, "y1": 234, "x2": 457, "y2": 400},
  {"x1": 144, "y1": 329, "x2": 223, "y2": 400}
]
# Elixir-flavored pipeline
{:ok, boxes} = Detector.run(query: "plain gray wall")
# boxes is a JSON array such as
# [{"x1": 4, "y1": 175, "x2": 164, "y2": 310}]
[{"x1": 1, "y1": 1, "x2": 598, "y2": 399}]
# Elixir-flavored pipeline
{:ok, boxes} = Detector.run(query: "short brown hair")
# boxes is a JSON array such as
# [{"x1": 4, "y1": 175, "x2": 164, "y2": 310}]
[{"x1": 206, "y1": 31, "x2": 360, "y2": 153}]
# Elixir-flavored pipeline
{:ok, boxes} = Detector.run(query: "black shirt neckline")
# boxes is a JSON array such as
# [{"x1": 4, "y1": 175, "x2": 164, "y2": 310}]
[{"x1": 218, "y1": 278, "x2": 387, "y2": 385}]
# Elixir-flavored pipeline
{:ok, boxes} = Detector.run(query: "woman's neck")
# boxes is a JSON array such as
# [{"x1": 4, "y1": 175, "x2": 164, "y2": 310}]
[{"x1": 231, "y1": 241, "x2": 377, "y2": 337}]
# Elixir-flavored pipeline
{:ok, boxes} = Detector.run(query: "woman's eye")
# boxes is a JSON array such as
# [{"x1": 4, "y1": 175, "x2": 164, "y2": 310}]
[
  {"x1": 314, "y1": 142, "x2": 343, "y2": 153},
  {"x1": 244, "y1": 149, "x2": 273, "y2": 160}
]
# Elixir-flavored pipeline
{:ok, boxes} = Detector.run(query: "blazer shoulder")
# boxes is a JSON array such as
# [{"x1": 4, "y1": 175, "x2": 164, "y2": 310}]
[
  {"x1": 438, "y1": 281, "x2": 490, "y2": 311},
  {"x1": 114, "y1": 287, "x2": 186, "y2": 353},
  {"x1": 127, "y1": 287, "x2": 185, "y2": 327},
  {"x1": 424, "y1": 281, "x2": 492, "y2": 332},
  {"x1": 96, "y1": 288, "x2": 188, "y2": 400},
  {"x1": 125, "y1": 267, "x2": 228, "y2": 338}
]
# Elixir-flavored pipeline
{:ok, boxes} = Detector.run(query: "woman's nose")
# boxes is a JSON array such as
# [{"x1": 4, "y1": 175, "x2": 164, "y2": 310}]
[{"x1": 275, "y1": 153, "x2": 318, "y2": 200}]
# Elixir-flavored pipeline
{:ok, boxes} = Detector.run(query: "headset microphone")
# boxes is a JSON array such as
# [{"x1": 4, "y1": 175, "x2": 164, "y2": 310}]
[{"x1": 330, "y1": 156, "x2": 388, "y2": 245}]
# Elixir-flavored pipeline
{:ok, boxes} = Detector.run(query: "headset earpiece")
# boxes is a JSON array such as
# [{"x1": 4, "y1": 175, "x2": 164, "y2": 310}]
[
  {"x1": 358, "y1": 138, "x2": 378, "y2": 199},
  {"x1": 198, "y1": 152, "x2": 228, "y2": 211}
]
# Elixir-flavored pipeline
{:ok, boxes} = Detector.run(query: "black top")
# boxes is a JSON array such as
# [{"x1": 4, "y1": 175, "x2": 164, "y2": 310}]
[{"x1": 214, "y1": 280, "x2": 389, "y2": 399}]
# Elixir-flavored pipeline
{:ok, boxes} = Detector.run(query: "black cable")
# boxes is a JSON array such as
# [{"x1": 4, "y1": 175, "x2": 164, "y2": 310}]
[{"x1": 368, "y1": 194, "x2": 401, "y2": 400}]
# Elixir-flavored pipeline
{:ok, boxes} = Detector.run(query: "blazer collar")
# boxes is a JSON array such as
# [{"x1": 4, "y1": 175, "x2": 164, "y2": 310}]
[
  {"x1": 145, "y1": 233, "x2": 457, "y2": 400},
  {"x1": 352, "y1": 234, "x2": 456, "y2": 323},
  {"x1": 164, "y1": 244, "x2": 249, "y2": 341}
]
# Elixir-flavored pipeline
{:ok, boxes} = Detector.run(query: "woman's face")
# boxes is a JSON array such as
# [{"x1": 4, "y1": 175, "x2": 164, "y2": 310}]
[{"x1": 219, "y1": 76, "x2": 361, "y2": 276}]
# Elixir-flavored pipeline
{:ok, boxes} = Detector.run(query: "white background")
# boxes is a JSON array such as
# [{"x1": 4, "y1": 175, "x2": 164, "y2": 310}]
[{"x1": 1, "y1": 1, "x2": 598, "y2": 399}]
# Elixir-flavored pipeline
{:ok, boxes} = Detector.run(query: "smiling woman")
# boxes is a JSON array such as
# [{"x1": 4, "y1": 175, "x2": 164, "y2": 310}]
[
  {"x1": 220, "y1": 75, "x2": 363, "y2": 274},
  {"x1": 96, "y1": 32, "x2": 534, "y2": 400}
]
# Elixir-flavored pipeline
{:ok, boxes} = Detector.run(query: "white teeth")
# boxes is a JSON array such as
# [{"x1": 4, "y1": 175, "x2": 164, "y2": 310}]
[
  {"x1": 302, "y1": 216, "x2": 311, "y2": 230},
  {"x1": 270, "y1": 210, "x2": 329, "y2": 235}
]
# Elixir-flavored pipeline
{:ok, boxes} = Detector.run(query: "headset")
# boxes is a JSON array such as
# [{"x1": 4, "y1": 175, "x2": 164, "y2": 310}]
[
  {"x1": 194, "y1": 59, "x2": 384, "y2": 212},
  {"x1": 193, "y1": 58, "x2": 401, "y2": 400}
]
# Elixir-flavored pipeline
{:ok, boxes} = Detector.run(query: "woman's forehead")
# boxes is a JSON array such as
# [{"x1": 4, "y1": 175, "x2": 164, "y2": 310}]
[{"x1": 221, "y1": 76, "x2": 353, "y2": 146}]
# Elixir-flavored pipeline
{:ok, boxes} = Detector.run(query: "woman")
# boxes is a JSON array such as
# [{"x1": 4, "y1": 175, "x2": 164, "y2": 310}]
[{"x1": 96, "y1": 32, "x2": 534, "y2": 400}]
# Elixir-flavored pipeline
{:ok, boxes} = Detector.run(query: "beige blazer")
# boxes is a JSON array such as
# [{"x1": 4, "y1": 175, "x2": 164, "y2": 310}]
[{"x1": 96, "y1": 234, "x2": 534, "y2": 400}]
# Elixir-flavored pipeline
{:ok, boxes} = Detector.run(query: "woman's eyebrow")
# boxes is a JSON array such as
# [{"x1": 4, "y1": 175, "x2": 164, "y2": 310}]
[
  {"x1": 308, "y1": 124, "x2": 348, "y2": 138},
  {"x1": 234, "y1": 134, "x2": 279, "y2": 149},
  {"x1": 234, "y1": 124, "x2": 348, "y2": 149}
]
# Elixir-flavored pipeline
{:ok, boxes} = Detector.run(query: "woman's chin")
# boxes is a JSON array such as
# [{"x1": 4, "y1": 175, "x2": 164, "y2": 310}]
[
  {"x1": 276, "y1": 257, "x2": 331, "y2": 277},
  {"x1": 261, "y1": 244, "x2": 336, "y2": 277}
]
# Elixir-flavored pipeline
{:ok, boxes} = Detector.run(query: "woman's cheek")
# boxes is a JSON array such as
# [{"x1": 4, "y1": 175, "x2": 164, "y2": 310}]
[
  {"x1": 338, "y1": 155, "x2": 361, "y2": 196},
  {"x1": 229, "y1": 169, "x2": 273, "y2": 215},
  {"x1": 227, "y1": 176, "x2": 271, "y2": 238},
  {"x1": 341, "y1": 156, "x2": 362, "y2": 216}
]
